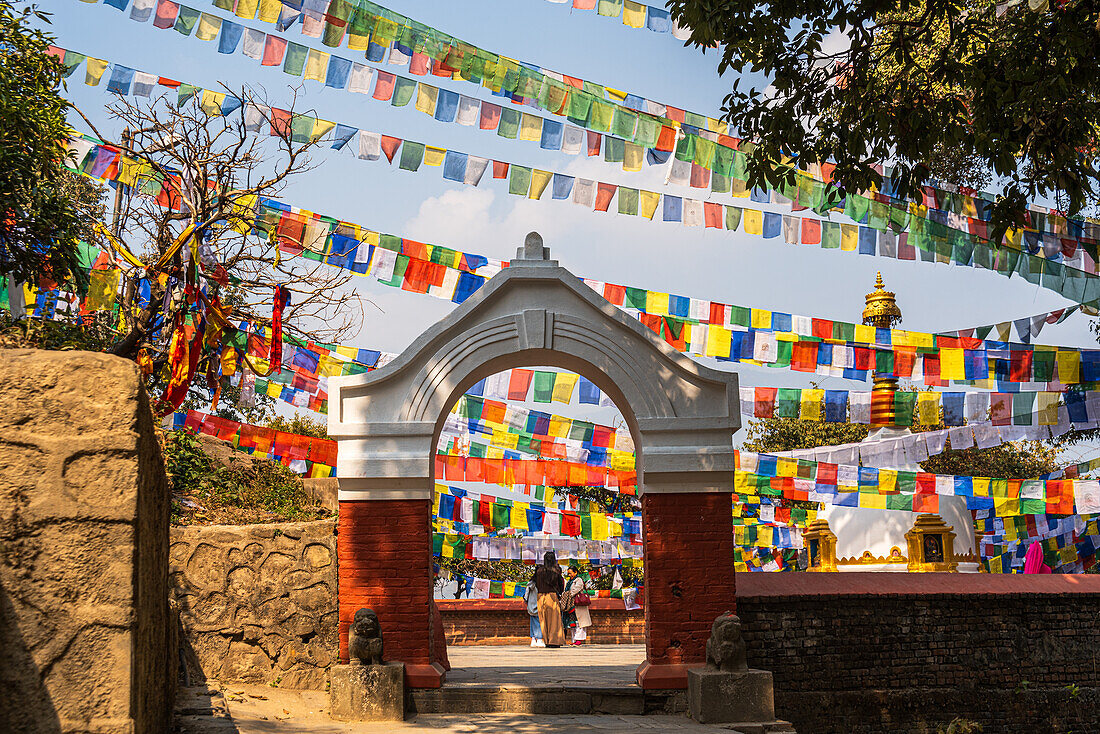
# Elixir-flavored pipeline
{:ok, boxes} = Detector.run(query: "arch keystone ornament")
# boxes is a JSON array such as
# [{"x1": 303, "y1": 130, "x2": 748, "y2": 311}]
[{"x1": 329, "y1": 233, "x2": 741, "y2": 689}]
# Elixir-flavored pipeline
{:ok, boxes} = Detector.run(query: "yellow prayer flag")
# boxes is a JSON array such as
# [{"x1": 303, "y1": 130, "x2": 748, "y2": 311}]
[
  {"x1": 552, "y1": 373, "x2": 579, "y2": 403},
  {"x1": 84, "y1": 269, "x2": 120, "y2": 311},
  {"x1": 800, "y1": 389, "x2": 824, "y2": 421},
  {"x1": 878, "y1": 469, "x2": 897, "y2": 493},
  {"x1": 235, "y1": 0, "x2": 259, "y2": 19},
  {"x1": 529, "y1": 169, "x2": 552, "y2": 199},
  {"x1": 640, "y1": 191, "x2": 661, "y2": 219},
  {"x1": 605, "y1": 88, "x2": 627, "y2": 103},
  {"x1": 257, "y1": 0, "x2": 281, "y2": 22},
  {"x1": 994, "y1": 496, "x2": 1020, "y2": 516},
  {"x1": 304, "y1": 49, "x2": 329, "y2": 82},
  {"x1": 1057, "y1": 350, "x2": 1080, "y2": 383},
  {"x1": 706, "y1": 325, "x2": 732, "y2": 358},
  {"x1": 623, "y1": 0, "x2": 646, "y2": 27},
  {"x1": 199, "y1": 90, "x2": 226, "y2": 117},
  {"x1": 1037, "y1": 392, "x2": 1059, "y2": 426},
  {"x1": 85, "y1": 57, "x2": 108, "y2": 86},
  {"x1": 750, "y1": 308, "x2": 772, "y2": 329},
  {"x1": 230, "y1": 194, "x2": 258, "y2": 234},
  {"x1": 940, "y1": 348, "x2": 965, "y2": 380},
  {"x1": 548, "y1": 416, "x2": 570, "y2": 438},
  {"x1": 311, "y1": 119, "x2": 335, "y2": 142},
  {"x1": 220, "y1": 345, "x2": 237, "y2": 377},
  {"x1": 860, "y1": 493, "x2": 888, "y2": 510},
  {"x1": 917, "y1": 392, "x2": 939, "y2": 425},
  {"x1": 348, "y1": 31, "x2": 370, "y2": 50},
  {"x1": 645, "y1": 290, "x2": 670, "y2": 316},
  {"x1": 731, "y1": 178, "x2": 749, "y2": 198},
  {"x1": 853, "y1": 325, "x2": 875, "y2": 344},
  {"x1": 972, "y1": 478, "x2": 991, "y2": 497},
  {"x1": 841, "y1": 223, "x2": 859, "y2": 251},
  {"x1": 776, "y1": 458, "x2": 797, "y2": 478},
  {"x1": 520, "y1": 113, "x2": 542, "y2": 141},
  {"x1": 504, "y1": 581, "x2": 517, "y2": 597},
  {"x1": 424, "y1": 146, "x2": 447, "y2": 167},
  {"x1": 195, "y1": 13, "x2": 222, "y2": 41},
  {"x1": 511, "y1": 504, "x2": 528, "y2": 530},
  {"x1": 623, "y1": 143, "x2": 643, "y2": 172},
  {"x1": 743, "y1": 209, "x2": 763, "y2": 235},
  {"x1": 591, "y1": 514, "x2": 609, "y2": 541},
  {"x1": 117, "y1": 157, "x2": 153, "y2": 188},
  {"x1": 415, "y1": 83, "x2": 438, "y2": 115}
]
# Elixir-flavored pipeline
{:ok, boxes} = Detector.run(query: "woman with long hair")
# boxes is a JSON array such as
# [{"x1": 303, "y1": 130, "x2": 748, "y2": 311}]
[{"x1": 533, "y1": 551, "x2": 567, "y2": 647}]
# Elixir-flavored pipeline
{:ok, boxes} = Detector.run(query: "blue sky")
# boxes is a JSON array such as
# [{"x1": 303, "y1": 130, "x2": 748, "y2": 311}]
[{"x1": 39, "y1": 0, "x2": 1100, "y2": 463}]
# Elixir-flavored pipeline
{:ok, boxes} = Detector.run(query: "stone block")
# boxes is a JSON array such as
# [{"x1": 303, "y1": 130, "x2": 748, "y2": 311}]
[
  {"x1": 329, "y1": 663, "x2": 405, "y2": 721},
  {"x1": 687, "y1": 667, "x2": 775, "y2": 724}
]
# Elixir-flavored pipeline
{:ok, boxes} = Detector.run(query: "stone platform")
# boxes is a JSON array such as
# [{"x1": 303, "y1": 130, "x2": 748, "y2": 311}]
[{"x1": 410, "y1": 644, "x2": 681, "y2": 716}]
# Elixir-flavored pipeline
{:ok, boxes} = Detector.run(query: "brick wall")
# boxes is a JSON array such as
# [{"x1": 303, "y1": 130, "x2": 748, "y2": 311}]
[
  {"x1": 737, "y1": 573, "x2": 1100, "y2": 734},
  {"x1": 642, "y1": 492, "x2": 736, "y2": 668},
  {"x1": 437, "y1": 599, "x2": 645, "y2": 645},
  {"x1": 338, "y1": 500, "x2": 433, "y2": 667}
]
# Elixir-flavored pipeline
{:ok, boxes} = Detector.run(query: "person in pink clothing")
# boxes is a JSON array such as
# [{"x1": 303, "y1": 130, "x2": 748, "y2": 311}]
[{"x1": 1023, "y1": 542, "x2": 1052, "y2": 574}]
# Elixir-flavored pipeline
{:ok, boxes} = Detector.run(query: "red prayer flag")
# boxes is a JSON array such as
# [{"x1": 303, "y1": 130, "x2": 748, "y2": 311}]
[
  {"x1": 594, "y1": 183, "x2": 616, "y2": 211},
  {"x1": 800, "y1": 218, "x2": 822, "y2": 245},
  {"x1": 704, "y1": 202, "x2": 723, "y2": 229},
  {"x1": 479, "y1": 102, "x2": 501, "y2": 130},
  {"x1": 262, "y1": 35, "x2": 287, "y2": 66},
  {"x1": 507, "y1": 369, "x2": 533, "y2": 401},
  {"x1": 373, "y1": 71, "x2": 396, "y2": 101},
  {"x1": 380, "y1": 136, "x2": 402, "y2": 163},
  {"x1": 586, "y1": 131, "x2": 602, "y2": 157},
  {"x1": 492, "y1": 160, "x2": 509, "y2": 178},
  {"x1": 754, "y1": 387, "x2": 777, "y2": 418},
  {"x1": 655, "y1": 126, "x2": 676, "y2": 152}
]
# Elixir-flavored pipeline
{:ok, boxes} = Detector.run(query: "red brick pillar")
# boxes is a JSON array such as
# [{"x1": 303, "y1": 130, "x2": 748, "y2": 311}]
[
  {"x1": 636, "y1": 491, "x2": 737, "y2": 689},
  {"x1": 337, "y1": 499, "x2": 445, "y2": 687}
]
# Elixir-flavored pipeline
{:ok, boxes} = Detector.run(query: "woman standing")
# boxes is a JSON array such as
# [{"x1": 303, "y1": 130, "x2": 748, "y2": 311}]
[
  {"x1": 562, "y1": 565, "x2": 593, "y2": 646},
  {"x1": 533, "y1": 551, "x2": 566, "y2": 647}
]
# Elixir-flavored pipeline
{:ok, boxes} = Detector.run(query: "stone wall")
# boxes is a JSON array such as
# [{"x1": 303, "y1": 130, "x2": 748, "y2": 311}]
[
  {"x1": 437, "y1": 599, "x2": 644, "y2": 645},
  {"x1": 0, "y1": 349, "x2": 172, "y2": 733},
  {"x1": 737, "y1": 573, "x2": 1100, "y2": 734},
  {"x1": 170, "y1": 520, "x2": 338, "y2": 689}
]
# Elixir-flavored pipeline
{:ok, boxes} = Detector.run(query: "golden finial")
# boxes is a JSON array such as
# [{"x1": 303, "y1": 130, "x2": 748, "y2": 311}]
[{"x1": 862, "y1": 272, "x2": 902, "y2": 328}]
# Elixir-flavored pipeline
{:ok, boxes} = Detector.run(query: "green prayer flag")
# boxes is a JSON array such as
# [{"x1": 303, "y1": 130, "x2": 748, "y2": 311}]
[
  {"x1": 290, "y1": 115, "x2": 314, "y2": 144},
  {"x1": 567, "y1": 91, "x2": 592, "y2": 121},
  {"x1": 588, "y1": 99, "x2": 613, "y2": 132},
  {"x1": 399, "y1": 140, "x2": 425, "y2": 171},
  {"x1": 508, "y1": 165, "x2": 532, "y2": 195},
  {"x1": 894, "y1": 392, "x2": 916, "y2": 426},
  {"x1": 1032, "y1": 351, "x2": 1055, "y2": 382},
  {"x1": 844, "y1": 194, "x2": 870, "y2": 223},
  {"x1": 693, "y1": 136, "x2": 716, "y2": 168},
  {"x1": 713, "y1": 144, "x2": 734, "y2": 177},
  {"x1": 725, "y1": 206, "x2": 742, "y2": 231},
  {"x1": 497, "y1": 107, "x2": 520, "y2": 139},
  {"x1": 603, "y1": 137, "x2": 625, "y2": 163},
  {"x1": 491, "y1": 503, "x2": 510, "y2": 529},
  {"x1": 178, "y1": 84, "x2": 199, "y2": 106},
  {"x1": 674, "y1": 133, "x2": 695, "y2": 162},
  {"x1": 174, "y1": 6, "x2": 199, "y2": 35},
  {"x1": 597, "y1": 0, "x2": 623, "y2": 16},
  {"x1": 729, "y1": 306, "x2": 749, "y2": 327},
  {"x1": 391, "y1": 76, "x2": 416, "y2": 106},
  {"x1": 378, "y1": 254, "x2": 408, "y2": 288},
  {"x1": 612, "y1": 108, "x2": 637, "y2": 139},
  {"x1": 283, "y1": 43, "x2": 308, "y2": 76},
  {"x1": 532, "y1": 371, "x2": 554, "y2": 402},
  {"x1": 821, "y1": 221, "x2": 841, "y2": 249},
  {"x1": 887, "y1": 494, "x2": 914, "y2": 511},
  {"x1": 775, "y1": 388, "x2": 800, "y2": 418},
  {"x1": 711, "y1": 174, "x2": 731, "y2": 194},
  {"x1": 624, "y1": 287, "x2": 647, "y2": 309},
  {"x1": 634, "y1": 116, "x2": 659, "y2": 148},
  {"x1": 213, "y1": 0, "x2": 233, "y2": 9},
  {"x1": 1013, "y1": 392, "x2": 1035, "y2": 426},
  {"x1": 617, "y1": 187, "x2": 638, "y2": 215}
]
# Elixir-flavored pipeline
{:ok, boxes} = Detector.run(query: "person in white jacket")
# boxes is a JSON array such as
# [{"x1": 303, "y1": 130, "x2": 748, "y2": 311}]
[
  {"x1": 562, "y1": 565, "x2": 592, "y2": 645},
  {"x1": 523, "y1": 580, "x2": 544, "y2": 647}
]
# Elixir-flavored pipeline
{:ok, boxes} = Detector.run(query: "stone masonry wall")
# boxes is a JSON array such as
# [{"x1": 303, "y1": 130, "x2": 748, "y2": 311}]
[
  {"x1": 0, "y1": 349, "x2": 172, "y2": 734},
  {"x1": 170, "y1": 520, "x2": 338, "y2": 689},
  {"x1": 737, "y1": 573, "x2": 1100, "y2": 734}
]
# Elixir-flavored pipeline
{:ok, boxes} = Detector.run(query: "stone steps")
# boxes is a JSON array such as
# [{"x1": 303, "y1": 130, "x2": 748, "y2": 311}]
[{"x1": 408, "y1": 684, "x2": 685, "y2": 716}]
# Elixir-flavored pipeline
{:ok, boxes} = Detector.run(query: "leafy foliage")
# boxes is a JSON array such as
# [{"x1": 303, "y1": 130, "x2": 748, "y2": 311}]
[
  {"x1": 0, "y1": 3, "x2": 101, "y2": 290},
  {"x1": 163, "y1": 428, "x2": 329, "y2": 525},
  {"x1": 669, "y1": 0, "x2": 1100, "y2": 235},
  {"x1": 267, "y1": 413, "x2": 328, "y2": 438},
  {"x1": 741, "y1": 416, "x2": 1060, "y2": 478}
]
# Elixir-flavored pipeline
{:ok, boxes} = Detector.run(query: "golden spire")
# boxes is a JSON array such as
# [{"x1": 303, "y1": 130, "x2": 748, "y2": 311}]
[
  {"x1": 863, "y1": 273, "x2": 902, "y2": 427},
  {"x1": 862, "y1": 272, "x2": 903, "y2": 328}
]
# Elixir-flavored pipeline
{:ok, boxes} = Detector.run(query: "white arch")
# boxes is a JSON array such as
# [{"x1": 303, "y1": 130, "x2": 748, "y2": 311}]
[{"x1": 329, "y1": 233, "x2": 741, "y2": 500}]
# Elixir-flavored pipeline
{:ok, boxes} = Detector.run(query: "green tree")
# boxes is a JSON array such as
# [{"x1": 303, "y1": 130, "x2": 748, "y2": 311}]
[
  {"x1": 0, "y1": 2, "x2": 100, "y2": 290},
  {"x1": 742, "y1": 416, "x2": 1059, "y2": 478},
  {"x1": 669, "y1": 0, "x2": 1100, "y2": 235},
  {"x1": 266, "y1": 412, "x2": 328, "y2": 438}
]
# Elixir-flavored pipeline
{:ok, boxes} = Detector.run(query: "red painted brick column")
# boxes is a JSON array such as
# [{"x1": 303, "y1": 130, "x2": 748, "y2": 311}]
[
  {"x1": 636, "y1": 491, "x2": 737, "y2": 689},
  {"x1": 338, "y1": 499, "x2": 445, "y2": 687}
]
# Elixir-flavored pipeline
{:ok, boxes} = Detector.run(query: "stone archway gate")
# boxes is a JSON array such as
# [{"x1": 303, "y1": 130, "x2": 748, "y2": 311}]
[{"x1": 328, "y1": 234, "x2": 740, "y2": 689}]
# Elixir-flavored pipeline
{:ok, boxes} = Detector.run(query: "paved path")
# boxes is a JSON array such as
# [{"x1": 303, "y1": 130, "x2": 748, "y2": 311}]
[{"x1": 445, "y1": 644, "x2": 646, "y2": 688}]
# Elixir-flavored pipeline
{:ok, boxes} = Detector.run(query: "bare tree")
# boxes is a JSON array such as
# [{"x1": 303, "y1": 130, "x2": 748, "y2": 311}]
[{"x1": 91, "y1": 85, "x2": 363, "y2": 365}]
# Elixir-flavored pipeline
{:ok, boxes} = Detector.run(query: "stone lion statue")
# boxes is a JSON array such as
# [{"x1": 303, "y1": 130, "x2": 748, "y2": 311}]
[
  {"x1": 348, "y1": 607, "x2": 383, "y2": 665},
  {"x1": 705, "y1": 612, "x2": 748, "y2": 672}
]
